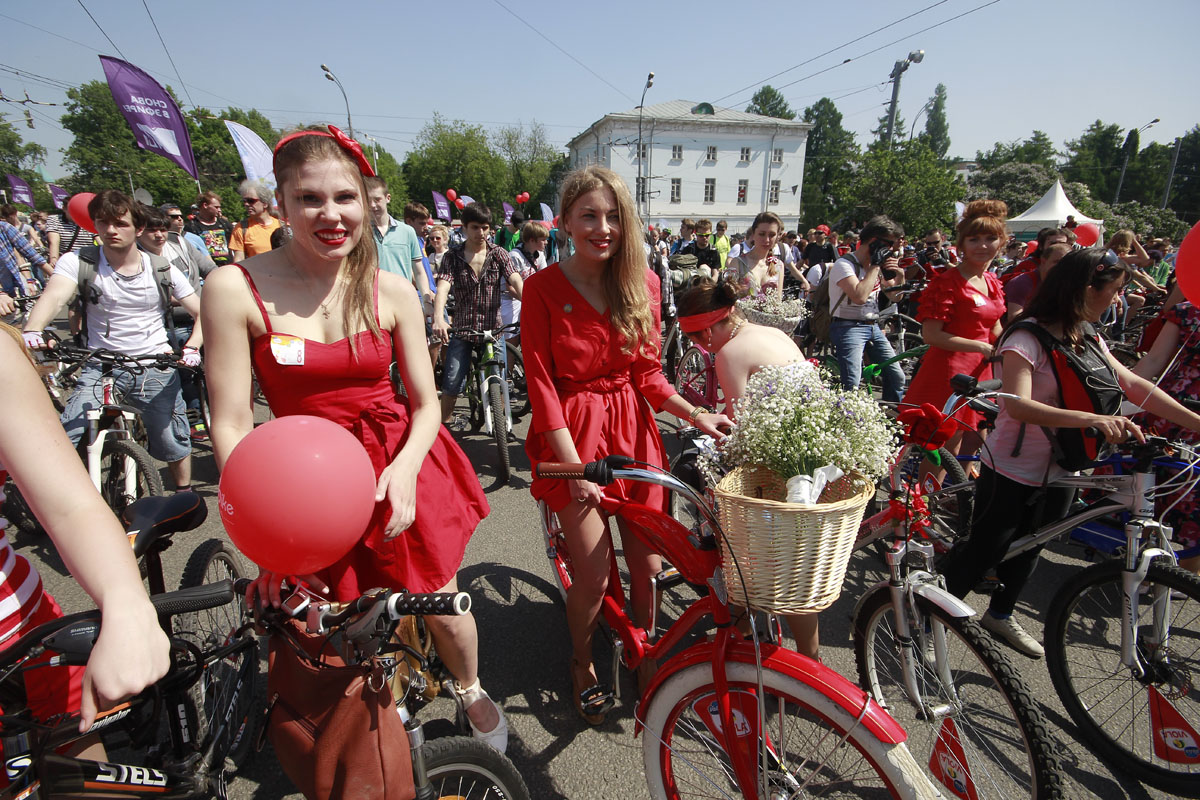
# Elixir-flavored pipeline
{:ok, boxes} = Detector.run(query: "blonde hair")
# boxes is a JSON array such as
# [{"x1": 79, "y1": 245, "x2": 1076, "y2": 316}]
[
  {"x1": 1107, "y1": 229, "x2": 1135, "y2": 254},
  {"x1": 272, "y1": 127, "x2": 380, "y2": 348},
  {"x1": 559, "y1": 166, "x2": 653, "y2": 357}
]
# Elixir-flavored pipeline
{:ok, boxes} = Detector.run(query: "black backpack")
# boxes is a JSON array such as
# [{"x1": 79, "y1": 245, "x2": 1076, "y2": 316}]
[
  {"x1": 73, "y1": 245, "x2": 179, "y2": 349},
  {"x1": 1007, "y1": 320, "x2": 1124, "y2": 471}
]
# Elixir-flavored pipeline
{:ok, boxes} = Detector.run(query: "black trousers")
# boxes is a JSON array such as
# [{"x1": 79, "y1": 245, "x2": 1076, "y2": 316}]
[{"x1": 941, "y1": 465, "x2": 1075, "y2": 617}]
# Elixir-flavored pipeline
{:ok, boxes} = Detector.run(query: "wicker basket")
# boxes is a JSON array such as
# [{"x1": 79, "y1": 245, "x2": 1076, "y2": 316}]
[
  {"x1": 736, "y1": 299, "x2": 805, "y2": 334},
  {"x1": 714, "y1": 464, "x2": 874, "y2": 613}
]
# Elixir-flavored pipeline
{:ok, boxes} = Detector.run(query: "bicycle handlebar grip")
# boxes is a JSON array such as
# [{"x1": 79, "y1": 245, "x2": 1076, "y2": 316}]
[
  {"x1": 533, "y1": 462, "x2": 588, "y2": 479},
  {"x1": 151, "y1": 580, "x2": 235, "y2": 617},
  {"x1": 388, "y1": 591, "x2": 471, "y2": 617}
]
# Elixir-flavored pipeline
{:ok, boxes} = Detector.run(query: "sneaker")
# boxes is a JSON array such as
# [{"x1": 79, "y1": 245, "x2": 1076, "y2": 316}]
[
  {"x1": 190, "y1": 423, "x2": 209, "y2": 442},
  {"x1": 980, "y1": 613, "x2": 1044, "y2": 659}
]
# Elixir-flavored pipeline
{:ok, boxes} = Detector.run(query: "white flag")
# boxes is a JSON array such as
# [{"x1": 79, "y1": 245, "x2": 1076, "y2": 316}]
[{"x1": 224, "y1": 120, "x2": 275, "y2": 190}]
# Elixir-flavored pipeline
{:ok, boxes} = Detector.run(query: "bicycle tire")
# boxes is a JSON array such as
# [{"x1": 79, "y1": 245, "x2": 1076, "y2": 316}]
[
  {"x1": 467, "y1": 368, "x2": 484, "y2": 432},
  {"x1": 488, "y1": 378, "x2": 511, "y2": 483},
  {"x1": 178, "y1": 538, "x2": 260, "y2": 774},
  {"x1": 504, "y1": 341, "x2": 529, "y2": 420},
  {"x1": 674, "y1": 346, "x2": 710, "y2": 408},
  {"x1": 1, "y1": 477, "x2": 44, "y2": 536},
  {"x1": 421, "y1": 735, "x2": 531, "y2": 800},
  {"x1": 1044, "y1": 557, "x2": 1200, "y2": 797},
  {"x1": 642, "y1": 660, "x2": 937, "y2": 799},
  {"x1": 98, "y1": 438, "x2": 163, "y2": 519},
  {"x1": 663, "y1": 321, "x2": 682, "y2": 384},
  {"x1": 854, "y1": 588, "x2": 1065, "y2": 799},
  {"x1": 540, "y1": 502, "x2": 572, "y2": 604}
]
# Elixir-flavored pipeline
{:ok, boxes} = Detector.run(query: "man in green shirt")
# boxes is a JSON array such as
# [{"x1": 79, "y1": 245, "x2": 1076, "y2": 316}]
[
  {"x1": 366, "y1": 176, "x2": 432, "y2": 306},
  {"x1": 713, "y1": 220, "x2": 731, "y2": 269}
]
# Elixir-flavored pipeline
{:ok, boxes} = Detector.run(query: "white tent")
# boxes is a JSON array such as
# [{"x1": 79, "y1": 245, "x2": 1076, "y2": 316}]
[{"x1": 1008, "y1": 179, "x2": 1103, "y2": 238}]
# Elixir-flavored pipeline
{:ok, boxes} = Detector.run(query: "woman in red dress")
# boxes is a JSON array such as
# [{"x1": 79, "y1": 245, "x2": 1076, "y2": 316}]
[
  {"x1": 522, "y1": 166, "x2": 731, "y2": 725},
  {"x1": 202, "y1": 127, "x2": 505, "y2": 750},
  {"x1": 902, "y1": 200, "x2": 1008, "y2": 455}
]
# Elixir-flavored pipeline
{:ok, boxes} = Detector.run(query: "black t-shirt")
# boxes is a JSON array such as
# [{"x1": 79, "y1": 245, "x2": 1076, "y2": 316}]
[
  {"x1": 188, "y1": 217, "x2": 235, "y2": 266},
  {"x1": 803, "y1": 241, "x2": 836, "y2": 266},
  {"x1": 680, "y1": 241, "x2": 720, "y2": 271}
]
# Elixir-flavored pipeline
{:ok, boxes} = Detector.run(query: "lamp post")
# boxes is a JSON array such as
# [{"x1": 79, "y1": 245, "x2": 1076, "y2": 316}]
[
  {"x1": 361, "y1": 133, "x2": 380, "y2": 173},
  {"x1": 636, "y1": 71, "x2": 654, "y2": 219},
  {"x1": 1113, "y1": 118, "x2": 1159, "y2": 204},
  {"x1": 320, "y1": 64, "x2": 354, "y2": 140},
  {"x1": 884, "y1": 50, "x2": 924, "y2": 148},
  {"x1": 909, "y1": 99, "x2": 935, "y2": 141}
]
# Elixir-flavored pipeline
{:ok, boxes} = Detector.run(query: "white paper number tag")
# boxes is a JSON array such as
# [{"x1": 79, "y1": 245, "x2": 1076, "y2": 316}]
[
  {"x1": 972, "y1": 293, "x2": 986, "y2": 307},
  {"x1": 270, "y1": 334, "x2": 305, "y2": 366}
]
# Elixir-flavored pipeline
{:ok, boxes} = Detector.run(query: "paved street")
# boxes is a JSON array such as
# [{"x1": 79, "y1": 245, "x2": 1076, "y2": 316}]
[{"x1": 18, "y1": 402, "x2": 1180, "y2": 799}]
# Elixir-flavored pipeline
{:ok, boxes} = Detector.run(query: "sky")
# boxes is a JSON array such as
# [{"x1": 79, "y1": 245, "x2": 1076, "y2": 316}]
[{"x1": 3, "y1": 0, "x2": 1198, "y2": 184}]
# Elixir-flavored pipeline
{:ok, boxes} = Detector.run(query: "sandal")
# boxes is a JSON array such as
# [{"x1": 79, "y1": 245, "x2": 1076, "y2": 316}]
[
  {"x1": 571, "y1": 659, "x2": 614, "y2": 726},
  {"x1": 452, "y1": 679, "x2": 509, "y2": 754}
]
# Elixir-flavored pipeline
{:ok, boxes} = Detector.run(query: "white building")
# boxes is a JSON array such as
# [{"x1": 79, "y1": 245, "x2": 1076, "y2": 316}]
[{"x1": 566, "y1": 100, "x2": 811, "y2": 235}]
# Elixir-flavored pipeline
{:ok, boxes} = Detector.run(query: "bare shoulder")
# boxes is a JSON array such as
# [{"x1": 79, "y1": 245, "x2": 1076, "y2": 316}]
[
  {"x1": 377, "y1": 269, "x2": 420, "y2": 329},
  {"x1": 203, "y1": 263, "x2": 251, "y2": 297}
]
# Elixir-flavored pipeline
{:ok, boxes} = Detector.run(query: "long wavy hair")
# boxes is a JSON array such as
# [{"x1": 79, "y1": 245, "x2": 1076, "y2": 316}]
[
  {"x1": 272, "y1": 127, "x2": 380, "y2": 348},
  {"x1": 559, "y1": 166, "x2": 654, "y2": 356},
  {"x1": 1009, "y1": 247, "x2": 1131, "y2": 347}
]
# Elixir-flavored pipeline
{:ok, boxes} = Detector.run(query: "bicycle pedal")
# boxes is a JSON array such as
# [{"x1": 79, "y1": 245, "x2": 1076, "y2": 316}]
[{"x1": 654, "y1": 567, "x2": 685, "y2": 591}]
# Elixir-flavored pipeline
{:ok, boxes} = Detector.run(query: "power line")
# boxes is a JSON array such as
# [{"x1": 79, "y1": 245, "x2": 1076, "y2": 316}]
[
  {"x1": 141, "y1": 0, "x2": 195, "y2": 108},
  {"x1": 0, "y1": 64, "x2": 75, "y2": 92},
  {"x1": 76, "y1": 0, "x2": 128, "y2": 61}
]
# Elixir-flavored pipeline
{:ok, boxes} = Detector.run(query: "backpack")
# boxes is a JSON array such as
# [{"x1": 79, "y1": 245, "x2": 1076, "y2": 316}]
[
  {"x1": 807, "y1": 255, "x2": 859, "y2": 346},
  {"x1": 1007, "y1": 320, "x2": 1124, "y2": 472},
  {"x1": 73, "y1": 245, "x2": 179, "y2": 349}
]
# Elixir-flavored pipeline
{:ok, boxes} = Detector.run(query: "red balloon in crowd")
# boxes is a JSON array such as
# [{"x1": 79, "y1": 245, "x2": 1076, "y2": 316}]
[
  {"x1": 1174, "y1": 221, "x2": 1200, "y2": 307},
  {"x1": 218, "y1": 415, "x2": 376, "y2": 575},
  {"x1": 67, "y1": 192, "x2": 98, "y2": 234},
  {"x1": 446, "y1": 189, "x2": 458, "y2": 202},
  {"x1": 455, "y1": 198, "x2": 465, "y2": 210},
  {"x1": 1073, "y1": 222, "x2": 1100, "y2": 247},
  {"x1": 1025, "y1": 240, "x2": 1039, "y2": 257}
]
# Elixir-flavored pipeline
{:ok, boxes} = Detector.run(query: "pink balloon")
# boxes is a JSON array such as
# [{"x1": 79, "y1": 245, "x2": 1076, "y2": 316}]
[
  {"x1": 68, "y1": 192, "x2": 98, "y2": 234},
  {"x1": 1074, "y1": 222, "x2": 1100, "y2": 247},
  {"x1": 446, "y1": 189, "x2": 458, "y2": 202},
  {"x1": 1174, "y1": 221, "x2": 1200, "y2": 308},
  {"x1": 219, "y1": 416, "x2": 376, "y2": 575}
]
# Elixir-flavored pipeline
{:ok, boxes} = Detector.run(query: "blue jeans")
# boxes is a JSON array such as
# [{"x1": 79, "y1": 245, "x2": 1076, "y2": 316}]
[
  {"x1": 440, "y1": 337, "x2": 507, "y2": 397},
  {"x1": 61, "y1": 363, "x2": 191, "y2": 463},
  {"x1": 829, "y1": 318, "x2": 905, "y2": 402}
]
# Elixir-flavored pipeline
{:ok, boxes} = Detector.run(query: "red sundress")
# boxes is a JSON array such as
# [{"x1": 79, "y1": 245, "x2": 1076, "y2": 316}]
[
  {"x1": 238, "y1": 267, "x2": 489, "y2": 601},
  {"x1": 522, "y1": 264, "x2": 676, "y2": 512}
]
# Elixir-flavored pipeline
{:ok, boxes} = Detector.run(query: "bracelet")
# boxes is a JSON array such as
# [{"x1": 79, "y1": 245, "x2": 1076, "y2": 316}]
[{"x1": 688, "y1": 406, "x2": 707, "y2": 422}]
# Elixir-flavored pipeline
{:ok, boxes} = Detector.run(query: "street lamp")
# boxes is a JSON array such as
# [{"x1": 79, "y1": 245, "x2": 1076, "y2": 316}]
[
  {"x1": 320, "y1": 64, "x2": 354, "y2": 140},
  {"x1": 909, "y1": 99, "x2": 935, "y2": 141},
  {"x1": 884, "y1": 50, "x2": 923, "y2": 148},
  {"x1": 1113, "y1": 117, "x2": 1159, "y2": 204},
  {"x1": 636, "y1": 71, "x2": 654, "y2": 219},
  {"x1": 361, "y1": 133, "x2": 380, "y2": 173}
]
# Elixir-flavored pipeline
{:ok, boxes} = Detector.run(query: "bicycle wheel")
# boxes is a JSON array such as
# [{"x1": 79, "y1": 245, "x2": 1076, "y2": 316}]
[
  {"x1": 674, "y1": 346, "x2": 710, "y2": 407},
  {"x1": 504, "y1": 341, "x2": 529, "y2": 420},
  {"x1": 540, "y1": 502, "x2": 572, "y2": 603},
  {"x1": 98, "y1": 438, "x2": 163, "y2": 518},
  {"x1": 642, "y1": 660, "x2": 936, "y2": 799},
  {"x1": 892, "y1": 443, "x2": 973, "y2": 550},
  {"x1": 1045, "y1": 557, "x2": 1200, "y2": 797},
  {"x1": 178, "y1": 539, "x2": 260, "y2": 773},
  {"x1": 1, "y1": 477, "x2": 44, "y2": 536},
  {"x1": 663, "y1": 321, "x2": 683, "y2": 384},
  {"x1": 669, "y1": 450, "x2": 704, "y2": 536},
  {"x1": 854, "y1": 588, "x2": 1065, "y2": 799},
  {"x1": 488, "y1": 378, "x2": 511, "y2": 482},
  {"x1": 421, "y1": 735, "x2": 531, "y2": 800},
  {"x1": 466, "y1": 368, "x2": 484, "y2": 432}
]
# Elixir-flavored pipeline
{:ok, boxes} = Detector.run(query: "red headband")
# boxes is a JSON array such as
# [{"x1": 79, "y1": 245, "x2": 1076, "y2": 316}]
[
  {"x1": 273, "y1": 125, "x2": 377, "y2": 178},
  {"x1": 678, "y1": 307, "x2": 732, "y2": 335}
]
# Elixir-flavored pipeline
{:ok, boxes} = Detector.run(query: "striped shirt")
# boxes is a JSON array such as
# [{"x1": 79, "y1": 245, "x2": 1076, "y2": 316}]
[
  {"x1": 0, "y1": 221, "x2": 45, "y2": 296},
  {"x1": 0, "y1": 480, "x2": 46, "y2": 646},
  {"x1": 46, "y1": 214, "x2": 92, "y2": 258}
]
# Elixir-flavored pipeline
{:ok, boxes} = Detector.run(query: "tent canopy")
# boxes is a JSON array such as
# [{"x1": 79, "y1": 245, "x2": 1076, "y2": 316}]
[{"x1": 1008, "y1": 179, "x2": 1103, "y2": 237}]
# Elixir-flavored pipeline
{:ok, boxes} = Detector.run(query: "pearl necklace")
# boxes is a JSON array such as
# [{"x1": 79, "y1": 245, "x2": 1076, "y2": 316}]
[{"x1": 728, "y1": 318, "x2": 746, "y2": 340}]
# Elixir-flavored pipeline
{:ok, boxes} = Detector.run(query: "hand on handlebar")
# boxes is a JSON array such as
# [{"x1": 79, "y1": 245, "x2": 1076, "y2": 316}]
[
  {"x1": 568, "y1": 477, "x2": 604, "y2": 508},
  {"x1": 432, "y1": 317, "x2": 450, "y2": 344},
  {"x1": 78, "y1": 596, "x2": 171, "y2": 732},
  {"x1": 0, "y1": 293, "x2": 15, "y2": 316},
  {"x1": 21, "y1": 330, "x2": 45, "y2": 350},
  {"x1": 246, "y1": 567, "x2": 331, "y2": 609},
  {"x1": 1090, "y1": 415, "x2": 1145, "y2": 445},
  {"x1": 694, "y1": 411, "x2": 734, "y2": 441},
  {"x1": 179, "y1": 346, "x2": 201, "y2": 368}
]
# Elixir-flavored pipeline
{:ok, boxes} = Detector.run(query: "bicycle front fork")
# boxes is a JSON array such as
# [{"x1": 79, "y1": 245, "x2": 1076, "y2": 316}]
[{"x1": 1120, "y1": 515, "x2": 1177, "y2": 677}]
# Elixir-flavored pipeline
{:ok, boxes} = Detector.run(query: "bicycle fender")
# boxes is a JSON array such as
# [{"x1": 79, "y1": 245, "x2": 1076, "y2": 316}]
[
  {"x1": 850, "y1": 581, "x2": 890, "y2": 624},
  {"x1": 911, "y1": 582, "x2": 975, "y2": 619},
  {"x1": 634, "y1": 638, "x2": 908, "y2": 745}
]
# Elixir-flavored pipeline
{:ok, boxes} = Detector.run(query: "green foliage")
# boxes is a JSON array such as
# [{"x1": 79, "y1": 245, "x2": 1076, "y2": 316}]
[
  {"x1": 975, "y1": 131, "x2": 1058, "y2": 171},
  {"x1": 922, "y1": 84, "x2": 951, "y2": 160},
  {"x1": 847, "y1": 139, "x2": 963, "y2": 237},
  {"x1": 967, "y1": 162, "x2": 1058, "y2": 213},
  {"x1": 1103, "y1": 201, "x2": 1189, "y2": 241},
  {"x1": 0, "y1": 112, "x2": 51, "y2": 210},
  {"x1": 869, "y1": 109, "x2": 906, "y2": 152},
  {"x1": 800, "y1": 98, "x2": 859, "y2": 227},
  {"x1": 745, "y1": 86, "x2": 796, "y2": 120},
  {"x1": 491, "y1": 121, "x2": 568, "y2": 213},
  {"x1": 1164, "y1": 125, "x2": 1200, "y2": 225},
  {"x1": 370, "y1": 146, "x2": 409, "y2": 217},
  {"x1": 1062, "y1": 120, "x2": 1124, "y2": 205}
]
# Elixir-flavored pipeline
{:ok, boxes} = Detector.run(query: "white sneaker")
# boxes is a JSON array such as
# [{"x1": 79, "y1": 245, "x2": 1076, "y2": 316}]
[{"x1": 980, "y1": 613, "x2": 1044, "y2": 659}]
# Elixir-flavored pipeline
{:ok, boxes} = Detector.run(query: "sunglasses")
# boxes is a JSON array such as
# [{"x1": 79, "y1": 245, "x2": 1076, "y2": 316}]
[
  {"x1": 695, "y1": 233, "x2": 711, "y2": 238},
  {"x1": 168, "y1": 214, "x2": 183, "y2": 219},
  {"x1": 924, "y1": 241, "x2": 940, "y2": 247},
  {"x1": 241, "y1": 197, "x2": 259, "y2": 205},
  {"x1": 1098, "y1": 249, "x2": 1121, "y2": 270}
]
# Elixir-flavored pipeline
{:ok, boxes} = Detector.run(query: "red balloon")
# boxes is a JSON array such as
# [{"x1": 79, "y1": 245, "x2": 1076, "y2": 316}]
[
  {"x1": 218, "y1": 415, "x2": 376, "y2": 575},
  {"x1": 446, "y1": 189, "x2": 458, "y2": 202},
  {"x1": 1024, "y1": 240, "x2": 1039, "y2": 257},
  {"x1": 1174, "y1": 221, "x2": 1200, "y2": 307},
  {"x1": 522, "y1": 192, "x2": 530, "y2": 203},
  {"x1": 454, "y1": 198, "x2": 465, "y2": 210},
  {"x1": 1074, "y1": 222, "x2": 1100, "y2": 247},
  {"x1": 68, "y1": 192, "x2": 98, "y2": 234}
]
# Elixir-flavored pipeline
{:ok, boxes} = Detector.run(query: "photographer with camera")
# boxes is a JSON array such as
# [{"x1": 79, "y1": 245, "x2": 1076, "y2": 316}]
[
  {"x1": 827, "y1": 215, "x2": 907, "y2": 401},
  {"x1": 913, "y1": 228, "x2": 955, "y2": 278}
]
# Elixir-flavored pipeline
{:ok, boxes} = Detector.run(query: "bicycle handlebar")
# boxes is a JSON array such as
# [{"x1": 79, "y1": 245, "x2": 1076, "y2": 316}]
[{"x1": 533, "y1": 455, "x2": 638, "y2": 486}]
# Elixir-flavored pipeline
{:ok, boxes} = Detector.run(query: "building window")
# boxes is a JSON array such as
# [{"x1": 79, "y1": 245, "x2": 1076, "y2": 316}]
[
  {"x1": 737, "y1": 179, "x2": 748, "y2": 205},
  {"x1": 769, "y1": 180, "x2": 781, "y2": 205},
  {"x1": 671, "y1": 178, "x2": 681, "y2": 203},
  {"x1": 704, "y1": 178, "x2": 716, "y2": 203},
  {"x1": 671, "y1": 144, "x2": 683, "y2": 160},
  {"x1": 636, "y1": 142, "x2": 647, "y2": 161},
  {"x1": 772, "y1": 148, "x2": 783, "y2": 165},
  {"x1": 705, "y1": 145, "x2": 717, "y2": 162},
  {"x1": 740, "y1": 147, "x2": 751, "y2": 163}
]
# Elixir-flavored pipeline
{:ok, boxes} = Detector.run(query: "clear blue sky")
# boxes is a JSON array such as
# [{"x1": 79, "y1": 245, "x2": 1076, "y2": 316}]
[{"x1": 3, "y1": 0, "x2": 1197, "y2": 182}]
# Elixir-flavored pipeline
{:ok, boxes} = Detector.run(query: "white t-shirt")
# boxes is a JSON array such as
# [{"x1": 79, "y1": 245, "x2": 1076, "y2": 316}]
[
  {"x1": 54, "y1": 250, "x2": 195, "y2": 355},
  {"x1": 501, "y1": 247, "x2": 546, "y2": 332},
  {"x1": 726, "y1": 243, "x2": 794, "y2": 265},
  {"x1": 828, "y1": 254, "x2": 880, "y2": 321}
]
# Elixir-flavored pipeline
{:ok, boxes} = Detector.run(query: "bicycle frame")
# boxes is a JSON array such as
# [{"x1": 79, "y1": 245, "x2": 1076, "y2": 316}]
[
  {"x1": 463, "y1": 330, "x2": 513, "y2": 435},
  {"x1": 82, "y1": 368, "x2": 141, "y2": 497}
]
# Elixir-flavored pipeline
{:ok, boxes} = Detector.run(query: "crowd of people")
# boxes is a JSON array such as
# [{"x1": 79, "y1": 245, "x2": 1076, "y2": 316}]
[{"x1": 0, "y1": 119, "x2": 1196, "y2": 796}]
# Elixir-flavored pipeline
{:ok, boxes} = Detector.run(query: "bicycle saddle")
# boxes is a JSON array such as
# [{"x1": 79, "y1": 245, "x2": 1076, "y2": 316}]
[{"x1": 121, "y1": 493, "x2": 208, "y2": 558}]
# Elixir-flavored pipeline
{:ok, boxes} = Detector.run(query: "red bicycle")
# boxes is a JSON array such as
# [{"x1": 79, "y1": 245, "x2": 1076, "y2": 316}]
[{"x1": 535, "y1": 455, "x2": 942, "y2": 799}]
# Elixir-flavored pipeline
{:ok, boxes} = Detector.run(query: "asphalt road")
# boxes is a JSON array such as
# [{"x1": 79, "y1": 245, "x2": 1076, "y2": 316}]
[{"x1": 17, "y1": 399, "x2": 1183, "y2": 799}]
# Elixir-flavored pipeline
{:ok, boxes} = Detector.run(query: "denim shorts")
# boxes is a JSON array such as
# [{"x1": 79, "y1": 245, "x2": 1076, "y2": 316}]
[
  {"x1": 440, "y1": 337, "x2": 506, "y2": 397},
  {"x1": 61, "y1": 363, "x2": 191, "y2": 463}
]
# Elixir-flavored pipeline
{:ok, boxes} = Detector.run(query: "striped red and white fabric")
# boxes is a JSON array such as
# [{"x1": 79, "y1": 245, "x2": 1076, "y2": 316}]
[{"x1": 0, "y1": 474, "x2": 46, "y2": 646}]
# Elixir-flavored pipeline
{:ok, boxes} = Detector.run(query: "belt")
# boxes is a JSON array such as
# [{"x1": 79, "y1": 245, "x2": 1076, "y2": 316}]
[{"x1": 832, "y1": 317, "x2": 878, "y2": 326}]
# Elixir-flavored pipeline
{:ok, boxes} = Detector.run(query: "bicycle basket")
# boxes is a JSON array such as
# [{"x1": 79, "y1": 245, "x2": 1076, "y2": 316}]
[
  {"x1": 714, "y1": 465, "x2": 873, "y2": 613},
  {"x1": 735, "y1": 298, "x2": 806, "y2": 335}
]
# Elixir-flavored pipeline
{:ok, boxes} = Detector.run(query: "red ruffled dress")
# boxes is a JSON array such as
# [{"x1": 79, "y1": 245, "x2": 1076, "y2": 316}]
[
  {"x1": 522, "y1": 264, "x2": 676, "y2": 512},
  {"x1": 239, "y1": 267, "x2": 489, "y2": 601},
  {"x1": 902, "y1": 268, "x2": 1006, "y2": 429}
]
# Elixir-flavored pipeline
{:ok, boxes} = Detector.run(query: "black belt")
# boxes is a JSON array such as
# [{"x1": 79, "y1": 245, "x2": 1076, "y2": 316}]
[{"x1": 832, "y1": 317, "x2": 878, "y2": 326}]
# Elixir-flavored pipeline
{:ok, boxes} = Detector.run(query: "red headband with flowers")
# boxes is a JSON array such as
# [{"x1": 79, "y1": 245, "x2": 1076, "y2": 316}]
[{"x1": 273, "y1": 125, "x2": 377, "y2": 178}]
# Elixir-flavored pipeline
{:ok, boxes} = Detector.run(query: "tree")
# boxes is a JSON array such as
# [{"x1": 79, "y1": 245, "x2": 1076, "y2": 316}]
[
  {"x1": 869, "y1": 109, "x2": 906, "y2": 152},
  {"x1": 402, "y1": 114, "x2": 508, "y2": 218},
  {"x1": 975, "y1": 131, "x2": 1058, "y2": 171},
  {"x1": 800, "y1": 98, "x2": 859, "y2": 227},
  {"x1": 847, "y1": 139, "x2": 963, "y2": 237},
  {"x1": 746, "y1": 86, "x2": 796, "y2": 120},
  {"x1": 1162, "y1": 125, "x2": 1200, "y2": 225},
  {"x1": 1062, "y1": 120, "x2": 1124, "y2": 206},
  {"x1": 370, "y1": 146, "x2": 409, "y2": 218},
  {"x1": 921, "y1": 84, "x2": 950, "y2": 160},
  {"x1": 967, "y1": 163, "x2": 1058, "y2": 215},
  {"x1": 491, "y1": 121, "x2": 567, "y2": 212},
  {"x1": 0, "y1": 112, "x2": 51, "y2": 210}
]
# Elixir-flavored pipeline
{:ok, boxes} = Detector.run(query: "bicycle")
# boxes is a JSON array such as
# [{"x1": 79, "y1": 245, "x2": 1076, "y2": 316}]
[
  {"x1": 460, "y1": 323, "x2": 518, "y2": 483},
  {"x1": 535, "y1": 456, "x2": 944, "y2": 798},
  {"x1": 246, "y1": 579, "x2": 531, "y2": 800}
]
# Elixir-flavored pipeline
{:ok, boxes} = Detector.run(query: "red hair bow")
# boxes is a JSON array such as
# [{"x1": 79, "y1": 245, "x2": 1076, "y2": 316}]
[
  {"x1": 326, "y1": 125, "x2": 376, "y2": 178},
  {"x1": 897, "y1": 402, "x2": 958, "y2": 451}
]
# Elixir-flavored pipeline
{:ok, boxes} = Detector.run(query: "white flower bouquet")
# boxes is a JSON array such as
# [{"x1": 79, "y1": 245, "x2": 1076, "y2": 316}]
[{"x1": 736, "y1": 295, "x2": 807, "y2": 333}]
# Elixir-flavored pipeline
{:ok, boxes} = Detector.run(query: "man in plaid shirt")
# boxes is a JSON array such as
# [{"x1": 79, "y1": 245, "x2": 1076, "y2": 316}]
[
  {"x1": 432, "y1": 202, "x2": 524, "y2": 424},
  {"x1": 0, "y1": 218, "x2": 47, "y2": 306}
]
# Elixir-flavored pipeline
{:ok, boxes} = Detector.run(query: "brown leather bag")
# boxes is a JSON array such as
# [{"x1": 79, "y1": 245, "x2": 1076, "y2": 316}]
[{"x1": 265, "y1": 619, "x2": 416, "y2": 800}]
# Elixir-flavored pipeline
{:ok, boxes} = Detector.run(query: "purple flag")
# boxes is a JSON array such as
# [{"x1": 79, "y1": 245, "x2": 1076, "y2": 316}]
[
  {"x1": 6, "y1": 175, "x2": 33, "y2": 206},
  {"x1": 430, "y1": 190, "x2": 451, "y2": 222},
  {"x1": 100, "y1": 56, "x2": 199, "y2": 179},
  {"x1": 502, "y1": 201, "x2": 514, "y2": 225},
  {"x1": 47, "y1": 183, "x2": 69, "y2": 210},
  {"x1": 540, "y1": 202, "x2": 554, "y2": 223}
]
